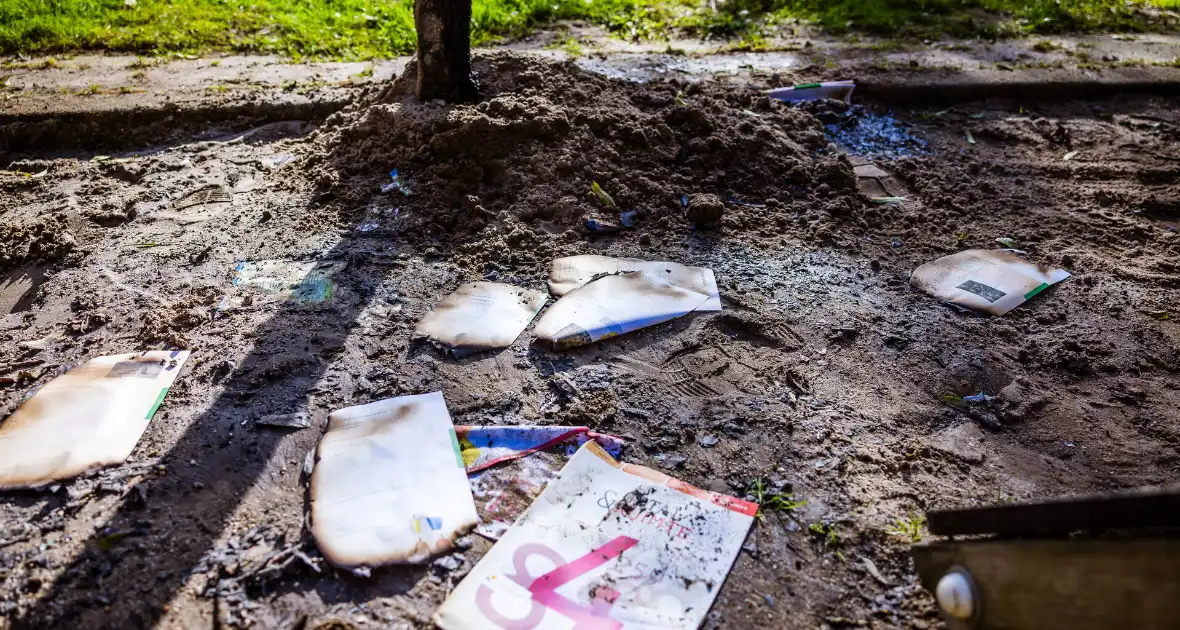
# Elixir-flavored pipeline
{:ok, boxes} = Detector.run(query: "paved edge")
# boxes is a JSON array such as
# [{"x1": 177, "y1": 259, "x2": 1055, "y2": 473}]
[
  {"x1": 3, "y1": 64, "x2": 1179, "y2": 154},
  {"x1": 856, "y1": 66, "x2": 1180, "y2": 105}
]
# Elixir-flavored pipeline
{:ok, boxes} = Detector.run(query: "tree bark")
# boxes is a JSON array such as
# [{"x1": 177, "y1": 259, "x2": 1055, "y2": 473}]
[{"x1": 414, "y1": 0, "x2": 477, "y2": 102}]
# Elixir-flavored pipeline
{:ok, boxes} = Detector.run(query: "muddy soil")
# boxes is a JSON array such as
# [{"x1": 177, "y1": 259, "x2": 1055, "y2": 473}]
[{"x1": 1, "y1": 51, "x2": 1178, "y2": 630}]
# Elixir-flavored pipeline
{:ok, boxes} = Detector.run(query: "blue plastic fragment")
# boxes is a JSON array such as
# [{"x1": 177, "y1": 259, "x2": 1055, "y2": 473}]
[{"x1": 619, "y1": 209, "x2": 637, "y2": 228}]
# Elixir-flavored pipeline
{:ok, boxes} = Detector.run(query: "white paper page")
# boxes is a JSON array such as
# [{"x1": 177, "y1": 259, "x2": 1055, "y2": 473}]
[
  {"x1": 548, "y1": 255, "x2": 721, "y2": 311},
  {"x1": 414, "y1": 282, "x2": 547, "y2": 356},
  {"x1": 535, "y1": 272, "x2": 710, "y2": 349},
  {"x1": 911, "y1": 249, "x2": 1069, "y2": 315},
  {"x1": 0, "y1": 351, "x2": 190, "y2": 489},
  {"x1": 310, "y1": 392, "x2": 479, "y2": 568}
]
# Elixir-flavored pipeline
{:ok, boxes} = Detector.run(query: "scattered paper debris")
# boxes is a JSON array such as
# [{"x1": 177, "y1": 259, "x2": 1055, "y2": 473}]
[
  {"x1": 225, "y1": 259, "x2": 345, "y2": 308},
  {"x1": 1062, "y1": 150, "x2": 1079, "y2": 161},
  {"x1": 309, "y1": 392, "x2": 478, "y2": 568},
  {"x1": 548, "y1": 255, "x2": 721, "y2": 311},
  {"x1": 458, "y1": 426, "x2": 625, "y2": 540},
  {"x1": 262, "y1": 153, "x2": 296, "y2": 168},
  {"x1": 535, "y1": 272, "x2": 710, "y2": 349},
  {"x1": 767, "y1": 80, "x2": 855, "y2": 104},
  {"x1": 433, "y1": 440, "x2": 757, "y2": 630},
  {"x1": 380, "y1": 169, "x2": 411, "y2": 196},
  {"x1": 257, "y1": 411, "x2": 311, "y2": 429},
  {"x1": 853, "y1": 164, "x2": 891, "y2": 179},
  {"x1": 414, "y1": 282, "x2": 547, "y2": 356},
  {"x1": 591, "y1": 181, "x2": 616, "y2": 207},
  {"x1": 863, "y1": 557, "x2": 890, "y2": 585},
  {"x1": 459, "y1": 425, "x2": 625, "y2": 474},
  {"x1": 174, "y1": 184, "x2": 232, "y2": 212},
  {"x1": 0, "y1": 351, "x2": 190, "y2": 489},
  {"x1": 854, "y1": 161, "x2": 908, "y2": 199},
  {"x1": 911, "y1": 249, "x2": 1070, "y2": 315}
]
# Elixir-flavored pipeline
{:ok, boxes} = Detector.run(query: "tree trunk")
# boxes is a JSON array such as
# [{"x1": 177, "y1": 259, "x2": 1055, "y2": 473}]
[{"x1": 414, "y1": 0, "x2": 477, "y2": 102}]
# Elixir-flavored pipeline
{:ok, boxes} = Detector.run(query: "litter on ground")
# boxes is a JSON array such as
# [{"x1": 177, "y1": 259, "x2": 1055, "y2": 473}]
[
  {"x1": 224, "y1": 259, "x2": 346, "y2": 308},
  {"x1": 767, "y1": 80, "x2": 855, "y2": 103},
  {"x1": 0, "y1": 351, "x2": 190, "y2": 490},
  {"x1": 910, "y1": 249, "x2": 1070, "y2": 315},
  {"x1": 414, "y1": 282, "x2": 548, "y2": 356},
  {"x1": 433, "y1": 440, "x2": 757, "y2": 630},
  {"x1": 548, "y1": 255, "x2": 721, "y2": 311},
  {"x1": 309, "y1": 392, "x2": 478, "y2": 568},
  {"x1": 458, "y1": 425, "x2": 625, "y2": 540},
  {"x1": 535, "y1": 271, "x2": 711, "y2": 349}
]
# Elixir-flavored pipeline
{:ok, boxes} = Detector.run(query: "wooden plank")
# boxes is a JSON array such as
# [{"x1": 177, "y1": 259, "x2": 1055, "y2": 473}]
[
  {"x1": 928, "y1": 487, "x2": 1180, "y2": 537},
  {"x1": 912, "y1": 539, "x2": 1180, "y2": 630}
]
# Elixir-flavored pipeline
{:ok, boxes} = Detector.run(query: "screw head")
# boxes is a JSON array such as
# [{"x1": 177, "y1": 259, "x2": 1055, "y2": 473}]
[{"x1": 936, "y1": 570, "x2": 975, "y2": 620}]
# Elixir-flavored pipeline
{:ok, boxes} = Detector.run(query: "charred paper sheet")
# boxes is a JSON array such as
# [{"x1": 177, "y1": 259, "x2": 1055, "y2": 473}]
[
  {"x1": 0, "y1": 351, "x2": 190, "y2": 489},
  {"x1": 434, "y1": 440, "x2": 757, "y2": 630},
  {"x1": 309, "y1": 392, "x2": 478, "y2": 568},
  {"x1": 535, "y1": 272, "x2": 710, "y2": 349},
  {"x1": 414, "y1": 282, "x2": 547, "y2": 356},
  {"x1": 911, "y1": 249, "x2": 1069, "y2": 315},
  {"x1": 548, "y1": 255, "x2": 721, "y2": 311}
]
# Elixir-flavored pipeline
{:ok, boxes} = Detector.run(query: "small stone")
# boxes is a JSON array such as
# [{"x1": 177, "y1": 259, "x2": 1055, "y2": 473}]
[
  {"x1": 432, "y1": 553, "x2": 464, "y2": 572},
  {"x1": 687, "y1": 193, "x2": 724, "y2": 227},
  {"x1": 302, "y1": 452, "x2": 316, "y2": 477}
]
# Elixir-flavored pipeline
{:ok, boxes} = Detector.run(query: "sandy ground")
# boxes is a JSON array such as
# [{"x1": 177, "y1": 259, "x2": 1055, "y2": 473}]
[{"x1": 1, "y1": 51, "x2": 1178, "y2": 629}]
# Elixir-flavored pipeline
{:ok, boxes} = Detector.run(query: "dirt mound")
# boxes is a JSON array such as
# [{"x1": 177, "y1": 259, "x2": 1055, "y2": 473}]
[
  {"x1": 0, "y1": 213, "x2": 76, "y2": 271},
  {"x1": 306, "y1": 52, "x2": 864, "y2": 266}
]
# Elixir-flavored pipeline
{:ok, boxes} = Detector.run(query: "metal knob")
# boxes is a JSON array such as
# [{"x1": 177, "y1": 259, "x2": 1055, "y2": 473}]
[{"x1": 936, "y1": 568, "x2": 976, "y2": 620}]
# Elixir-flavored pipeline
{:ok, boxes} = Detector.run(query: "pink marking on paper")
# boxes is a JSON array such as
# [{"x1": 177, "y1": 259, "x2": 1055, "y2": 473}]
[
  {"x1": 530, "y1": 536, "x2": 638, "y2": 593},
  {"x1": 528, "y1": 536, "x2": 638, "y2": 630}
]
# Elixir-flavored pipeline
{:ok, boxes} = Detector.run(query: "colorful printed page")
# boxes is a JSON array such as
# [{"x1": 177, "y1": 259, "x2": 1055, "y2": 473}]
[
  {"x1": 434, "y1": 441, "x2": 757, "y2": 630},
  {"x1": 458, "y1": 426, "x2": 625, "y2": 540}
]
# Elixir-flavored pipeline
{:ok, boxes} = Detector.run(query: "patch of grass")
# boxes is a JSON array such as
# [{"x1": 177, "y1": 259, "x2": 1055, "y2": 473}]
[
  {"x1": 548, "y1": 34, "x2": 586, "y2": 58},
  {"x1": 887, "y1": 513, "x2": 926, "y2": 543},
  {"x1": 746, "y1": 478, "x2": 806, "y2": 519},
  {"x1": 1031, "y1": 39, "x2": 1061, "y2": 52},
  {"x1": 808, "y1": 521, "x2": 840, "y2": 545},
  {"x1": 0, "y1": 0, "x2": 1177, "y2": 60}
]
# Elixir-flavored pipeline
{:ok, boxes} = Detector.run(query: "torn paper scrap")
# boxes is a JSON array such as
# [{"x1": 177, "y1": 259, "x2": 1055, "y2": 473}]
[
  {"x1": 433, "y1": 440, "x2": 757, "y2": 630},
  {"x1": 910, "y1": 249, "x2": 1070, "y2": 316},
  {"x1": 0, "y1": 351, "x2": 190, "y2": 490},
  {"x1": 224, "y1": 259, "x2": 346, "y2": 308},
  {"x1": 309, "y1": 392, "x2": 478, "y2": 568},
  {"x1": 852, "y1": 160, "x2": 907, "y2": 198},
  {"x1": 459, "y1": 426, "x2": 626, "y2": 540},
  {"x1": 414, "y1": 282, "x2": 547, "y2": 356},
  {"x1": 458, "y1": 425, "x2": 625, "y2": 473},
  {"x1": 548, "y1": 255, "x2": 721, "y2": 311},
  {"x1": 767, "y1": 80, "x2": 855, "y2": 104},
  {"x1": 535, "y1": 272, "x2": 710, "y2": 349},
  {"x1": 461, "y1": 426, "x2": 625, "y2": 538}
]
